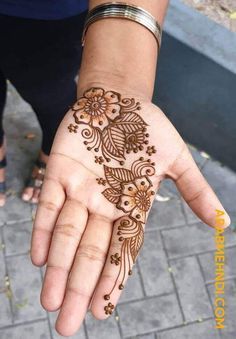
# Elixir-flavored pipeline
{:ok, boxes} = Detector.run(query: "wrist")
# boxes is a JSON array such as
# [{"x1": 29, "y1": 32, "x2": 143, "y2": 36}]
[
  {"x1": 77, "y1": 1, "x2": 170, "y2": 101},
  {"x1": 78, "y1": 17, "x2": 159, "y2": 101},
  {"x1": 77, "y1": 70, "x2": 153, "y2": 102}
]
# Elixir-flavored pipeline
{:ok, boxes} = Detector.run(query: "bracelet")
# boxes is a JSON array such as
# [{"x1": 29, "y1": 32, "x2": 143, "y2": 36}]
[{"x1": 82, "y1": 2, "x2": 162, "y2": 51}]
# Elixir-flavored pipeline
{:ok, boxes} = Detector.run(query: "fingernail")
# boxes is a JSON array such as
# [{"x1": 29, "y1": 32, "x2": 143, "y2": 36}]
[{"x1": 215, "y1": 209, "x2": 231, "y2": 229}]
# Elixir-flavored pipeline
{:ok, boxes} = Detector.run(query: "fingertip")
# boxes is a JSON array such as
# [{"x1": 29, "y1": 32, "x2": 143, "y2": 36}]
[
  {"x1": 30, "y1": 253, "x2": 46, "y2": 267},
  {"x1": 55, "y1": 321, "x2": 73, "y2": 338},
  {"x1": 30, "y1": 243, "x2": 47, "y2": 267},
  {"x1": 225, "y1": 215, "x2": 231, "y2": 228},
  {"x1": 215, "y1": 209, "x2": 231, "y2": 229},
  {"x1": 30, "y1": 228, "x2": 51, "y2": 266},
  {"x1": 206, "y1": 207, "x2": 231, "y2": 229},
  {"x1": 90, "y1": 283, "x2": 117, "y2": 320},
  {"x1": 40, "y1": 266, "x2": 67, "y2": 311},
  {"x1": 30, "y1": 244, "x2": 48, "y2": 267},
  {"x1": 55, "y1": 309, "x2": 83, "y2": 337},
  {"x1": 55, "y1": 289, "x2": 89, "y2": 337},
  {"x1": 90, "y1": 302, "x2": 111, "y2": 320},
  {"x1": 40, "y1": 285, "x2": 62, "y2": 312}
]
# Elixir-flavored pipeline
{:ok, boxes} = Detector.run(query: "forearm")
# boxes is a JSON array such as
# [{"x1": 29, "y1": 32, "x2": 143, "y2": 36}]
[{"x1": 78, "y1": 0, "x2": 169, "y2": 100}]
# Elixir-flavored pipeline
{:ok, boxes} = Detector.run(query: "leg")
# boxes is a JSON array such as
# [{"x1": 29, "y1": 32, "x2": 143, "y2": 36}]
[
  {"x1": 0, "y1": 70, "x2": 6, "y2": 146},
  {"x1": 0, "y1": 12, "x2": 87, "y2": 202},
  {"x1": 0, "y1": 70, "x2": 7, "y2": 206},
  {"x1": 21, "y1": 75, "x2": 78, "y2": 202}
]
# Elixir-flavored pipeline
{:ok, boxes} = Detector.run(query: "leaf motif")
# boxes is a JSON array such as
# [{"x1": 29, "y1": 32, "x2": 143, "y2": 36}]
[
  {"x1": 130, "y1": 225, "x2": 144, "y2": 263},
  {"x1": 102, "y1": 126, "x2": 126, "y2": 160},
  {"x1": 102, "y1": 188, "x2": 121, "y2": 204},
  {"x1": 104, "y1": 165, "x2": 134, "y2": 191},
  {"x1": 114, "y1": 112, "x2": 147, "y2": 133}
]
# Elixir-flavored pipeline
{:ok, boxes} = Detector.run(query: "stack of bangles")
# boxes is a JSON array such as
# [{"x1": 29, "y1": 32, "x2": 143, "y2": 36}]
[{"x1": 82, "y1": 1, "x2": 162, "y2": 52}]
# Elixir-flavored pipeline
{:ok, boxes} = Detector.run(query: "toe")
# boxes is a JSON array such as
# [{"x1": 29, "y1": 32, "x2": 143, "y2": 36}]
[
  {"x1": 22, "y1": 187, "x2": 34, "y2": 201},
  {"x1": 31, "y1": 188, "x2": 41, "y2": 204},
  {"x1": 0, "y1": 194, "x2": 6, "y2": 207}
]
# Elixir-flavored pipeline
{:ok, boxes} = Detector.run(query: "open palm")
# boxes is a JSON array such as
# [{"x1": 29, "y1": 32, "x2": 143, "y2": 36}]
[{"x1": 31, "y1": 87, "x2": 229, "y2": 336}]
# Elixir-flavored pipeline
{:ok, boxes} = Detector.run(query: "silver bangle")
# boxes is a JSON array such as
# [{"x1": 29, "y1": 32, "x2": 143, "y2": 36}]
[{"x1": 82, "y1": 2, "x2": 162, "y2": 51}]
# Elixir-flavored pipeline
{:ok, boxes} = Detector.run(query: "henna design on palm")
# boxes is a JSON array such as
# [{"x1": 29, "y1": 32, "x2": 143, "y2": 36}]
[
  {"x1": 101, "y1": 159, "x2": 155, "y2": 311},
  {"x1": 68, "y1": 87, "x2": 157, "y2": 315},
  {"x1": 102, "y1": 158, "x2": 155, "y2": 223},
  {"x1": 70, "y1": 88, "x2": 150, "y2": 165}
]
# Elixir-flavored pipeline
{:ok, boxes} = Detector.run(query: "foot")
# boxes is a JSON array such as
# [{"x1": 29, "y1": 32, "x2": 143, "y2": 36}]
[
  {"x1": 0, "y1": 142, "x2": 6, "y2": 207},
  {"x1": 22, "y1": 150, "x2": 49, "y2": 204}
]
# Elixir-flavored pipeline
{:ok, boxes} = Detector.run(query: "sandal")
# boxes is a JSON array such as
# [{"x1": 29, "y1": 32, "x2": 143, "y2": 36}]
[
  {"x1": 23, "y1": 159, "x2": 46, "y2": 202},
  {"x1": 0, "y1": 156, "x2": 7, "y2": 207},
  {"x1": 0, "y1": 156, "x2": 7, "y2": 206}
]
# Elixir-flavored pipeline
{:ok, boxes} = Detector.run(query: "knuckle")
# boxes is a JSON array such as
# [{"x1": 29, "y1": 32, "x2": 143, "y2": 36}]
[
  {"x1": 67, "y1": 285, "x2": 91, "y2": 298},
  {"x1": 110, "y1": 239, "x2": 122, "y2": 252},
  {"x1": 46, "y1": 264, "x2": 69, "y2": 274},
  {"x1": 38, "y1": 199, "x2": 60, "y2": 212},
  {"x1": 76, "y1": 244, "x2": 107, "y2": 262},
  {"x1": 175, "y1": 166, "x2": 191, "y2": 183},
  {"x1": 54, "y1": 223, "x2": 82, "y2": 240},
  {"x1": 89, "y1": 213, "x2": 111, "y2": 224},
  {"x1": 103, "y1": 273, "x2": 126, "y2": 288},
  {"x1": 186, "y1": 185, "x2": 208, "y2": 204},
  {"x1": 66, "y1": 197, "x2": 88, "y2": 214}
]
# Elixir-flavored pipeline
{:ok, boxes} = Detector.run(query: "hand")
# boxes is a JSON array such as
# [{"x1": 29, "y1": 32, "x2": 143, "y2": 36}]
[{"x1": 31, "y1": 86, "x2": 230, "y2": 336}]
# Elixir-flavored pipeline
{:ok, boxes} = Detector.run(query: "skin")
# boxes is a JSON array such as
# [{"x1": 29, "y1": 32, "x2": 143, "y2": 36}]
[{"x1": 30, "y1": 0, "x2": 231, "y2": 337}]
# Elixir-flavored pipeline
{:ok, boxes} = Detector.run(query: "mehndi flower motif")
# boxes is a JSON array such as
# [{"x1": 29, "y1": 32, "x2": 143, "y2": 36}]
[
  {"x1": 125, "y1": 130, "x2": 145, "y2": 153},
  {"x1": 72, "y1": 88, "x2": 121, "y2": 129},
  {"x1": 117, "y1": 176, "x2": 155, "y2": 223}
]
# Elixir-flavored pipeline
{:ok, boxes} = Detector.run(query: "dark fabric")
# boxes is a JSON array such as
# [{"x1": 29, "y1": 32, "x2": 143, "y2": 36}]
[
  {"x1": 0, "y1": 11, "x2": 87, "y2": 154},
  {"x1": 0, "y1": 156, "x2": 6, "y2": 193},
  {"x1": 0, "y1": 70, "x2": 6, "y2": 146},
  {"x1": 0, "y1": 0, "x2": 88, "y2": 20},
  {"x1": 0, "y1": 181, "x2": 6, "y2": 193},
  {"x1": 0, "y1": 156, "x2": 6, "y2": 168}
]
